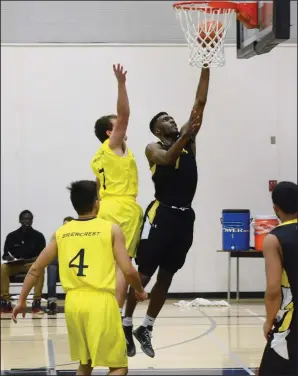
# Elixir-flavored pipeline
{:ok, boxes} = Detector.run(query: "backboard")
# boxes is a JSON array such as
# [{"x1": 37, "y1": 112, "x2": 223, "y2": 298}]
[{"x1": 237, "y1": 0, "x2": 291, "y2": 59}]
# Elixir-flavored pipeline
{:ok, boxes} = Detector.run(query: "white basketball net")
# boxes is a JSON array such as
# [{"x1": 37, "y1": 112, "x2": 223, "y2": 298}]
[{"x1": 174, "y1": 2, "x2": 236, "y2": 68}]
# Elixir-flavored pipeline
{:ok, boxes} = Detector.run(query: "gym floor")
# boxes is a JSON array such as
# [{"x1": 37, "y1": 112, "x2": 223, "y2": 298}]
[{"x1": 1, "y1": 299, "x2": 265, "y2": 375}]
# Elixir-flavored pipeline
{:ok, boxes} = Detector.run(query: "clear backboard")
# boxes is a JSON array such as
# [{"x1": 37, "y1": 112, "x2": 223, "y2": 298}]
[{"x1": 237, "y1": 0, "x2": 291, "y2": 59}]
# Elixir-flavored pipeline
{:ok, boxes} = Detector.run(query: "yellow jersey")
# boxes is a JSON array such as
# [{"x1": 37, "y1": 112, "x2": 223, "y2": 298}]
[
  {"x1": 56, "y1": 217, "x2": 116, "y2": 294},
  {"x1": 90, "y1": 139, "x2": 138, "y2": 199}
]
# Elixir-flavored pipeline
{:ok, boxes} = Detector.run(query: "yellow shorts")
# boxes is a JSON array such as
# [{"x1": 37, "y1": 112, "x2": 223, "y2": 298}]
[
  {"x1": 65, "y1": 289, "x2": 127, "y2": 368},
  {"x1": 99, "y1": 197, "x2": 143, "y2": 258}
]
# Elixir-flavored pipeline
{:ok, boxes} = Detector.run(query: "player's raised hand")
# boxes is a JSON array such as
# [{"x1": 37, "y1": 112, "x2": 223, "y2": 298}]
[
  {"x1": 181, "y1": 110, "x2": 201, "y2": 138},
  {"x1": 113, "y1": 64, "x2": 127, "y2": 84},
  {"x1": 135, "y1": 289, "x2": 148, "y2": 302},
  {"x1": 12, "y1": 301, "x2": 27, "y2": 323}
]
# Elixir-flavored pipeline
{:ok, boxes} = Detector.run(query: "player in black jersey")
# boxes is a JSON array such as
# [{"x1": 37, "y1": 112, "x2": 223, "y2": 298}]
[
  {"x1": 122, "y1": 68, "x2": 210, "y2": 358},
  {"x1": 258, "y1": 181, "x2": 298, "y2": 376}
]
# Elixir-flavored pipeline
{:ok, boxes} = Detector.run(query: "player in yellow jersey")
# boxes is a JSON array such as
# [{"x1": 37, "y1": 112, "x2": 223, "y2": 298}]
[
  {"x1": 90, "y1": 64, "x2": 143, "y2": 322},
  {"x1": 12, "y1": 180, "x2": 147, "y2": 376}
]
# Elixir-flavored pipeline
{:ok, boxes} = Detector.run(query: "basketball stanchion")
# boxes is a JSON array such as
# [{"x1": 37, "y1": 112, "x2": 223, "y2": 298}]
[{"x1": 173, "y1": 1, "x2": 258, "y2": 68}]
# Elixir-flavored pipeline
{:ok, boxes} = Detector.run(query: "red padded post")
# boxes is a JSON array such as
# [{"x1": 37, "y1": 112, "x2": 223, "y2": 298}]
[{"x1": 236, "y1": 2, "x2": 258, "y2": 29}]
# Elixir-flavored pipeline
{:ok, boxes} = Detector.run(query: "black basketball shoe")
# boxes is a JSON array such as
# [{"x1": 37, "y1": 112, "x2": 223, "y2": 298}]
[
  {"x1": 133, "y1": 326, "x2": 155, "y2": 358},
  {"x1": 32, "y1": 299, "x2": 44, "y2": 315},
  {"x1": 123, "y1": 325, "x2": 136, "y2": 357},
  {"x1": 46, "y1": 301, "x2": 58, "y2": 315}
]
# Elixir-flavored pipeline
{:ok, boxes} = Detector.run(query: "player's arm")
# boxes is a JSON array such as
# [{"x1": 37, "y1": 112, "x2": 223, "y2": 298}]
[
  {"x1": 109, "y1": 64, "x2": 130, "y2": 150},
  {"x1": 263, "y1": 234, "x2": 283, "y2": 332},
  {"x1": 16, "y1": 236, "x2": 58, "y2": 306},
  {"x1": 181, "y1": 68, "x2": 210, "y2": 153},
  {"x1": 111, "y1": 224, "x2": 144, "y2": 294},
  {"x1": 145, "y1": 115, "x2": 201, "y2": 166}
]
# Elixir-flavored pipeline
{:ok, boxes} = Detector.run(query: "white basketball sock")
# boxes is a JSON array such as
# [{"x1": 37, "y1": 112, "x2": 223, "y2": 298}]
[
  {"x1": 142, "y1": 314, "x2": 155, "y2": 328},
  {"x1": 123, "y1": 317, "x2": 133, "y2": 327}
]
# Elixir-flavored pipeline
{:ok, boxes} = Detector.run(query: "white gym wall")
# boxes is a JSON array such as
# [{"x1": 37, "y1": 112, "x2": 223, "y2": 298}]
[{"x1": 1, "y1": 43, "x2": 297, "y2": 294}]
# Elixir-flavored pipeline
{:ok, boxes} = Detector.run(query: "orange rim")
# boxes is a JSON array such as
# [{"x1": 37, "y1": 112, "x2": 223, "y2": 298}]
[{"x1": 173, "y1": 1, "x2": 238, "y2": 13}]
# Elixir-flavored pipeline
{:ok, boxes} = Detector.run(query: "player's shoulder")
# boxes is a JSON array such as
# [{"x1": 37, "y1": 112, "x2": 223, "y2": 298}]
[
  {"x1": 145, "y1": 142, "x2": 163, "y2": 152},
  {"x1": 95, "y1": 216, "x2": 114, "y2": 229},
  {"x1": 262, "y1": 232, "x2": 280, "y2": 250},
  {"x1": 100, "y1": 139, "x2": 110, "y2": 151},
  {"x1": 56, "y1": 220, "x2": 73, "y2": 236},
  {"x1": 55, "y1": 224, "x2": 65, "y2": 237},
  {"x1": 91, "y1": 143, "x2": 106, "y2": 164}
]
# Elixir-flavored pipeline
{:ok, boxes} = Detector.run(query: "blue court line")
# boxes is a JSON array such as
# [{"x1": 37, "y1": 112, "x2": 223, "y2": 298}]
[
  {"x1": 47, "y1": 339, "x2": 56, "y2": 375},
  {"x1": 1, "y1": 368, "x2": 256, "y2": 375},
  {"x1": 36, "y1": 309, "x2": 217, "y2": 370},
  {"x1": 200, "y1": 310, "x2": 254, "y2": 376},
  {"x1": 0, "y1": 314, "x2": 266, "y2": 321}
]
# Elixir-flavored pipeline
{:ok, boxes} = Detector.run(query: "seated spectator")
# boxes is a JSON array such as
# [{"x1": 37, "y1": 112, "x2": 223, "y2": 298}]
[
  {"x1": 1, "y1": 210, "x2": 46, "y2": 314},
  {"x1": 46, "y1": 216, "x2": 74, "y2": 315}
]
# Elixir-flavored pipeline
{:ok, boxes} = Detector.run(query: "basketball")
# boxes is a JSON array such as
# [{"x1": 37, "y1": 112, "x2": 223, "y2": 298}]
[{"x1": 197, "y1": 21, "x2": 223, "y2": 47}]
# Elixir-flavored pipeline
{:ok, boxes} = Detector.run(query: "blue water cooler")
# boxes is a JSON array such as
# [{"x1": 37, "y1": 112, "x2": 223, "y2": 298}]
[{"x1": 221, "y1": 209, "x2": 251, "y2": 251}]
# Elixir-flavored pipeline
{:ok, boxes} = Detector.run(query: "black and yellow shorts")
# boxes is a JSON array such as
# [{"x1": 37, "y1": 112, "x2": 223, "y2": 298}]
[
  {"x1": 259, "y1": 321, "x2": 297, "y2": 376},
  {"x1": 136, "y1": 200, "x2": 195, "y2": 277}
]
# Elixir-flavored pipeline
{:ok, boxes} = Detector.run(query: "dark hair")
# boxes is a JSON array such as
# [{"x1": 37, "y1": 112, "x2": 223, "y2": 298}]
[
  {"x1": 63, "y1": 216, "x2": 74, "y2": 223},
  {"x1": 19, "y1": 210, "x2": 33, "y2": 222},
  {"x1": 67, "y1": 181, "x2": 98, "y2": 215},
  {"x1": 94, "y1": 115, "x2": 117, "y2": 143},
  {"x1": 149, "y1": 112, "x2": 168, "y2": 134},
  {"x1": 272, "y1": 181, "x2": 298, "y2": 214}
]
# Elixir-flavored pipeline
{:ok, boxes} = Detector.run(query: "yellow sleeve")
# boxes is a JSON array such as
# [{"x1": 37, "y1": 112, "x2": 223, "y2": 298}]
[
  {"x1": 91, "y1": 159, "x2": 99, "y2": 178},
  {"x1": 90, "y1": 152, "x2": 104, "y2": 179},
  {"x1": 91, "y1": 143, "x2": 108, "y2": 178}
]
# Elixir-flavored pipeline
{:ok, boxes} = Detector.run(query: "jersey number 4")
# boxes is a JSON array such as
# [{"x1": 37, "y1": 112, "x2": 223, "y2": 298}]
[{"x1": 69, "y1": 249, "x2": 89, "y2": 277}]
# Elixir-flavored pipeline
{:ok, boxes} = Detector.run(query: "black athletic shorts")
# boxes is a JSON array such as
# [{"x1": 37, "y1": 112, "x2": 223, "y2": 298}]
[
  {"x1": 136, "y1": 200, "x2": 195, "y2": 277},
  {"x1": 258, "y1": 324, "x2": 297, "y2": 376}
]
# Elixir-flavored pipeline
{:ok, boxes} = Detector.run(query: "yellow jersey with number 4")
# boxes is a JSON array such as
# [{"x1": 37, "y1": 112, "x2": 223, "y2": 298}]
[
  {"x1": 90, "y1": 139, "x2": 139, "y2": 199},
  {"x1": 56, "y1": 217, "x2": 116, "y2": 294}
]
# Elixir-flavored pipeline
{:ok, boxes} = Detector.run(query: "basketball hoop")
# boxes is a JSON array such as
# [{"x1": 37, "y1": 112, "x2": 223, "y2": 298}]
[{"x1": 173, "y1": 1, "x2": 238, "y2": 68}]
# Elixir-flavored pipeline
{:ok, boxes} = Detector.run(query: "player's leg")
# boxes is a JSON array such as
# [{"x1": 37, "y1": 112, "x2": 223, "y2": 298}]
[
  {"x1": 123, "y1": 202, "x2": 167, "y2": 357},
  {"x1": 134, "y1": 208, "x2": 195, "y2": 358},
  {"x1": 31, "y1": 264, "x2": 45, "y2": 314},
  {"x1": 77, "y1": 360, "x2": 93, "y2": 376},
  {"x1": 99, "y1": 199, "x2": 142, "y2": 316},
  {"x1": 64, "y1": 292, "x2": 91, "y2": 371},
  {"x1": 258, "y1": 336, "x2": 291, "y2": 376},
  {"x1": 132, "y1": 267, "x2": 173, "y2": 358},
  {"x1": 97, "y1": 200, "x2": 126, "y2": 314},
  {"x1": 131, "y1": 207, "x2": 175, "y2": 358},
  {"x1": 123, "y1": 272, "x2": 151, "y2": 357},
  {"x1": 86, "y1": 291, "x2": 128, "y2": 371},
  {"x1": 117, "y1": 200, "x2": 143, "y2": 315},
  {"x1": 146, "y1": 267, "x2": 174, "y2": 321}
]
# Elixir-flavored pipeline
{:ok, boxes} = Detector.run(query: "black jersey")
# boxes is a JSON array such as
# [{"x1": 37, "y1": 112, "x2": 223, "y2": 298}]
[
  {"x1": 271, "y1": 219, "x2": 298, "y2": 334},
  {"x1": 150, "y1": 140, "x2": 197, "y2": 207}
]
